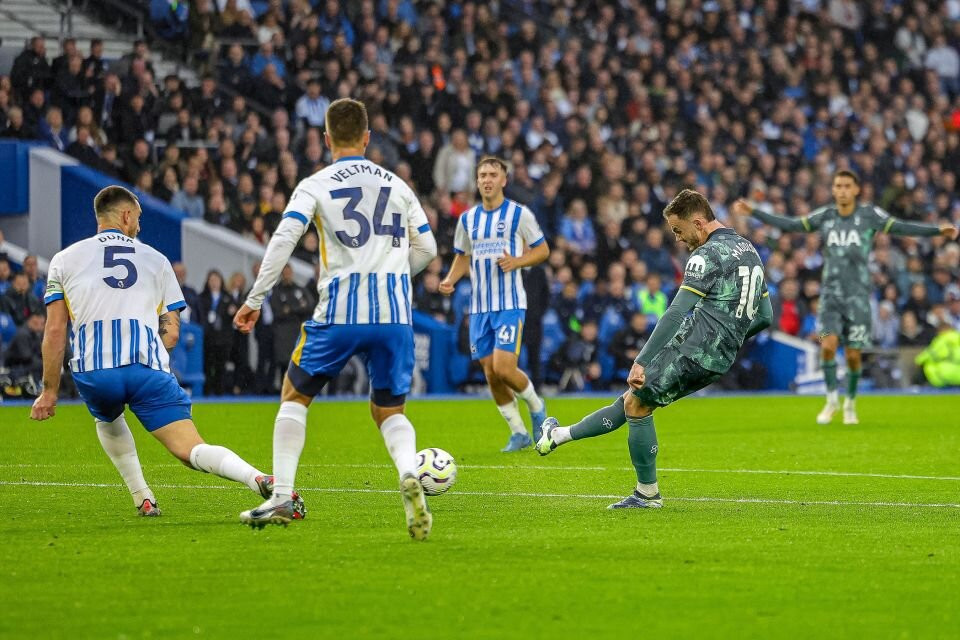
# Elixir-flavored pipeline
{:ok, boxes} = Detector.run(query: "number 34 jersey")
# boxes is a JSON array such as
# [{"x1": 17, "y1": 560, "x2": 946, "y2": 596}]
[
  {"x1": 44, "y1": 230, "x2": 187, "y2": 374},
  {"x1": 284, "y1": 156, "x2": 431, "y2": 326},
  {"x1": 675, "y1": 228, "x2": 769, "y2": 373}
]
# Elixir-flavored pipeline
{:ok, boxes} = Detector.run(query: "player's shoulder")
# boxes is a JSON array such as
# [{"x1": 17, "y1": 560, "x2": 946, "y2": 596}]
[
  {"x1": 860, "y1": 202, "x2": 889, "y2": 218},
  {"x1": 809, "y1": 204, "x2": 836, "y2": 217}
]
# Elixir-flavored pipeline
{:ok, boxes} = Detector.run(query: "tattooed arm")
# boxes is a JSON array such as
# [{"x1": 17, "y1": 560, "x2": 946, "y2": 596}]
[{"x1": 158, "y1": 310, "x2": 181, "y2": 351}]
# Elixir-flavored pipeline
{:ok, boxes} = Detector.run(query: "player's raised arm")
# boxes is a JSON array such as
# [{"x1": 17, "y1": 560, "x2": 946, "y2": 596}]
[
  {"x1": 235, "y1": 190, "x2": 313, "y2": 333},
  {"x1": 733, "y1": 198, "x2": 823, "y2": 233},
  {"x1": 870, "y1": 205, "x2": 959, "y2": 240}
]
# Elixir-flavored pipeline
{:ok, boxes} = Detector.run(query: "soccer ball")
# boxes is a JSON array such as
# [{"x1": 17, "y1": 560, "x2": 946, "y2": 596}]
[{"x1": 416, "y1": 448, "x2": 457, "y2": 496}]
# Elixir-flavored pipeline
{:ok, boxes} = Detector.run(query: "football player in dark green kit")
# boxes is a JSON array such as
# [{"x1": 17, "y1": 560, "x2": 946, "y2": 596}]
[
  {"x1": 732, "y1": 171, "x2": 957, "y2": 425},
  {"x1": 536, "y1": 190, "x2": 773, "y2": 509}
]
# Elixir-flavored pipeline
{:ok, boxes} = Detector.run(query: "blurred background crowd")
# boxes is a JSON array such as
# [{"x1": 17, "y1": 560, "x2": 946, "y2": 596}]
[{"x1": 2, "y1": 0, "x2": 960, "y2": 395}]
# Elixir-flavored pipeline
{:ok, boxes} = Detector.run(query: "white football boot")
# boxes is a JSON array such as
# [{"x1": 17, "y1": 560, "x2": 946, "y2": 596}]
[{"x1": 816, "y1": 391, "x2": 839, "y2": 425}]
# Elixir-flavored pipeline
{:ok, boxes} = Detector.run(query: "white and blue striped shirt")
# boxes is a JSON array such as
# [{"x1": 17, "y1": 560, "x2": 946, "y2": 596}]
[
  {"x1": 44, "y1": 230, "x2": 186, "y2": 374},
  {"x1": 244, "y1": 156, "x2": 434, "y2": 325},
  {"x1": 454, "y1": 199, "x2": 545, "y2": 314}
]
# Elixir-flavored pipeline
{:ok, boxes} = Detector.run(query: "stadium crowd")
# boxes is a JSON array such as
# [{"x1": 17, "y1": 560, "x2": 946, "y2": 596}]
[{"x1": 2, "y1": 0, "x2": 960, "y2": 394}]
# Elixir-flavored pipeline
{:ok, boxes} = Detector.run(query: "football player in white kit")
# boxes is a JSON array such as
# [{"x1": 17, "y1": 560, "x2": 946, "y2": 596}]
[
  {"x1": 234, "y1": 98, "x2": 439, "y2": 539},
  {"x1": 30, "y1": 186, "x2": 295, "y2": 518}
]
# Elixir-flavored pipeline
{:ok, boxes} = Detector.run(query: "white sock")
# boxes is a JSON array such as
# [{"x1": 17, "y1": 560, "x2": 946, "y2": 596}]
[
  {"x1": 189, "y1": 444, "x2": 263, "y2": 493},
  {"x1": 552, "y1": 427, "x2": 572, "y2": 446},
  {"x1": 380, "y1": 414, "x2": 417, "y2": 478},
  {"x1": 271, "y1": 401, "x2": 308, "y2": 501},
  {"x1": 497, "y1": 399, "x2": 527, "y2": 435},
  {"x1": 826, "y1": 390, "x2": 839, "y2": 405},
  {"x1": 516, "y1": 380, "x2": 544, "y2": 413},
  {"x1": 636, "y1": 481, "x2": 660, "y2": 498},
  {"x1": 96, "y1": 416, "x2": 152, "y2": 507}
]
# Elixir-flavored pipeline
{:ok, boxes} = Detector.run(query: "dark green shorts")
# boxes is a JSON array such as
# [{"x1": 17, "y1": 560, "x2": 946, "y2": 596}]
[
  {"x1": 817, "y1": 295, "x2": 872, "y2": 348},
  {"x1": 632, "y1": 344, "x2": 723, "y2": 408}
]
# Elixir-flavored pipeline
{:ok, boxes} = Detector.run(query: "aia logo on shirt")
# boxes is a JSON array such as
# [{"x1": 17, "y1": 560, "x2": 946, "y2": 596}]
[{"x1": 826, "y1": 229, "x2": 862, "y2": 247}]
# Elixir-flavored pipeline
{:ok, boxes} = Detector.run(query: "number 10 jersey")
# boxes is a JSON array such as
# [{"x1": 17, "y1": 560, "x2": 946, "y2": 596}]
[
  {"x1": 44, "y1": 229, "x2": 187, "y2": 374},
  {"x1": 675, "y1": 227, "x2": 769, "y2": 373}
]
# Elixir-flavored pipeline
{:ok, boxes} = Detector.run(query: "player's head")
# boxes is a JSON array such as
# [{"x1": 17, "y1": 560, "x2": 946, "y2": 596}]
[
  {"x1": 93, "y1": 185, "x2": 142, "y2": 238},
  {"x1": 663, "y1": 188, "x2": 716, "y2": 250},
  {"x1": 324, "y1": 98, "x2": 370, "y2": 153},
  {"x1": 831, "y1": 170, "x2": 860, "y2": 207},
  {"x1": 476, "y1": 156, "x2": 508, "y2": 202}
]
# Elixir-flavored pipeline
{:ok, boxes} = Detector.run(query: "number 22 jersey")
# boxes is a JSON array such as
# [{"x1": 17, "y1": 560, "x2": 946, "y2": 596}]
[{"x1": 44, "y1": 229, "x2": 187, "y2": 374}]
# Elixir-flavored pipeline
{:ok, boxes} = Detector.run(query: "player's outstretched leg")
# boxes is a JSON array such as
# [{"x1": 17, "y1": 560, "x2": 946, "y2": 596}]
[
  {"x1": 608, "y1": 394, "x2": 662, "y2": 509},
  {"x1": 240, "y1": 400, "x2": 309, "y2": 527},
  {"x1": 843, "y1": 349, "x2": 861, "y2": 425},
  {"x1": 536, "y1": 397, "x2": 626, "y2": 455},
  {"x1": 492, "y1": 350, "x2": 546, "y2": 441},
  {"x1": 95, "y1": 415, "x2": 159, "y2": 516},
  {"x1": 817, "y1": 336, "x2": 840, "y2": 424},
  {"x1": 376, "y1": 405, "x2": 431, "y2": 541}
]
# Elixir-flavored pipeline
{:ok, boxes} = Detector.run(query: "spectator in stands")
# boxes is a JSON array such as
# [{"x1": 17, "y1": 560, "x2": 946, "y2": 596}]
[
  {"x1": 551, "y1": 320, "x2": 602, "y2": 391},
  {"x1": 52, "y1": 53, "x2": 93, "y2": 124},
  {"x1": 198, "y1": 269, "x2": 236, "y2": 395},
  {"x1": 3, "y1": 311, "x2": 44, "y2": 384},
  {"x1": 773, "y1": 278, "x2": 807, "y2": 337},
  {"x1": 171, "y1": 175, "x2": 206, "y2": 219},
  {"x1": 38, "y1": 106, "x2": 69, "y2": 152},
  {"x1": 0, "y1": 273, "x2": 43, "y2": 326},
  {"x1": 637, "y1": 227, "x2": 675, "y2": 283},
  {"x1": 225, "y1": 271, "x2": 254, "y2": 394},
  {"x1": 873, "y1": 300, "x2": 900, "y2": 349},
  {"x1": 609, "y1": 312, "x2": 650, "y2": 374},
  {"x1": 172, "y1": 261, "x2": 201, "y2": 324},
  {"x1": 151, "y1": 0, "x2": 190, "y2": 42},
  {"x1": 633, "y1": 272, "x2": 667, "y2": 319},
  {"x1": 1, "y1": 106, "x2": 35, "y2": 140},
  {"x1": 21, "y1": 255, "x2": 45, "y2": 300},
  {"x1": 925, "y1": 35, "x2": 960, "y2": 98},
  {"x1": 84, "y1": 39, "x2": 106, "y2": 81},
  {"x1": 0, "y1": 258, "x2": 11, "y2": 295},
  {"x1": 433, "y1": 129, "x2": 475, "y2": 195},
  {"x1": 271, "y1": 264, "x2": 312, "y2": 375},
  {"x1": 294, "y1": 78, "x2": 329, "y2": 129},
  {"x1": 414, "y1": 271, "x2": 452, "y2": 323},
  {"x1": 559, "y1": 198, "x2": 597, "y2": 255},
  {"x1": 899, "y1": 310, "x2": 935, "y2": 347},
  {"x1": 10, "y1": 37, "x2": 51, "y2": 103}
]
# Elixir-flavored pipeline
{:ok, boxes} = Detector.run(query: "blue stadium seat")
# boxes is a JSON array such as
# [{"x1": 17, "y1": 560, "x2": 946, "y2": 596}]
[{"x1": 170, "y1": 321, "x2": 205, "y2": 396}]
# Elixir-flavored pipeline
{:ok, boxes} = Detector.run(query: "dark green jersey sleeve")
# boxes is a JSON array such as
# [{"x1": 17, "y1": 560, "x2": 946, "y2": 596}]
[
  {"x1": 867, "y1": 205, "x2": 942, "y2": 237},
  {"x1": 752, "y1": 206, "x2": 829, "y2": 233},
  {"x1": 634, "y1": 288, "x2": 700, "y2": 367}
]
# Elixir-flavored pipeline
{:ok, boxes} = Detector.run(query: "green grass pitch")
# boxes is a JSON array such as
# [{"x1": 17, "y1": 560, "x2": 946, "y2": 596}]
[{"x1": 1, "y1": 394, "x2": 958, "y2": 639}]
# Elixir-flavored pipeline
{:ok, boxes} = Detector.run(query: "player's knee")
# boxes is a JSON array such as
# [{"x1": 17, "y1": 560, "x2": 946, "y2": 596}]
[
  {"x1": 623, "y1": 391, "x2": 652, "y2": 417},
  {"x1": 491, "y1": 358, "x2": 516, "y2": 381}
]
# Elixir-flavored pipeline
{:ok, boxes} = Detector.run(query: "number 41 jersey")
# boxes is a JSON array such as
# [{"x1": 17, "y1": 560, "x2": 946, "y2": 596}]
[
  {"x1": 284, "y1": 156, "x2": 431, "y2": 325},
  {"x1": 44, "y1": 230, "x2": 187, "y2": 374},
  {"x1": 675, "y1": 228, "x2": 769, "y2": 373}
]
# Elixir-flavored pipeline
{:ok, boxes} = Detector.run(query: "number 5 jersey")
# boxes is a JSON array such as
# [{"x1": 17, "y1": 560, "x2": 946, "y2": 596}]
[{"x1": 44, "y1": 229, "x2": 187, "y2": 373}]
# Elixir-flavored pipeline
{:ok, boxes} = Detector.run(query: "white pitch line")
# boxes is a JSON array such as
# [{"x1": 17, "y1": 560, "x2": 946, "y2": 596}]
[
  {"x1": 0, "y1": 462, "x2": 958, "y2": 481},
  {"x1": 1, "y1": 480, "x2": 958, "y2": 509}
]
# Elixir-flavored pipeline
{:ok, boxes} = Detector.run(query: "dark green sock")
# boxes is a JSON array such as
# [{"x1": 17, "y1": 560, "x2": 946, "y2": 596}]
[
  {"x1": 847, "y1": 369, "x2": 861, "y2": 399},
  {"x1": 822, "y1": 359, "x2": 838, "y2": 392},
  {"x1": 570, "y1": 398, "x2": 626, "y2": 440},
  {"x1": 627, "y1": 414, "x2": 658, "y2": 484}
]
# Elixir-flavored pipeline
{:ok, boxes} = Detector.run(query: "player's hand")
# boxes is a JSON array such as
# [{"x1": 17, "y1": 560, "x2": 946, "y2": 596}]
[
  {"x1": 627, "y1": 363, "x2": 646, "y2": 390},
  {"x1": 497, "y1": 252, "x2": 523, "y2": 273},
  {"x1": 439, "y1": 279, "x2": 455, "y2": 296},
  {"x1": 731, "y1": 199, "x2": 753, "y2": 217},
  {"x1": 30, "y1": 390, "x2": 58, "y2": 421},
  {"x1": 233, "y1": 304, "x2": 261, "y2": 334},
  {"x1": 939, "y1": 223, "x2": 958, "y2": 241}
]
